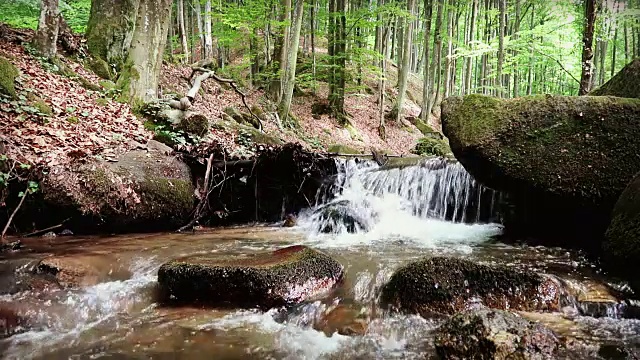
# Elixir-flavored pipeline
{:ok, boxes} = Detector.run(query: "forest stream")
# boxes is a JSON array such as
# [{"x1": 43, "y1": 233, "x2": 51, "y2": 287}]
[{"x1": 1, "y1": 159, "x2": 639, "y2": 359}]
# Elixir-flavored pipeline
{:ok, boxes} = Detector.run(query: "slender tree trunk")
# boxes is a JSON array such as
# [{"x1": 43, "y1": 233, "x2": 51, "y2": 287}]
[
  {"x1": 442, "y1": 0, "x2": 453, "y2": 98},
  {"x1": 269, "y1": 0, "x2": 292, "y2": 101},
  {"x1": 611, "y1": 13, "x2": 618, "y2": 78},
  {"x1": 194, "y1": 0, "x2": 204, "y2": 60},
  {"x1": 204, "y1": 0, "x2": 213, "y2": 59},
  {"x1": 379, "y1": 24, "x2": 390, "y2": 139},
  {"x1": 579, "y1": 0, "x2": 596, "y2": 95},
  {"x1": 427, "y1": 0, "x2": 444, "y2": 117},
  {"x1": 512, "y1": 0, "x2": 521, "y2": 97},
  {"x1": 497, "y1": 0, "x2": 506, "y2": 97},
  {"x1": 396, "y1": 16, "x2": 404, "y2": 66},
  {"x1": 420, "y1": 0, "x2": 434, "y2": 121},
  {"x1": 33, "y1": 0, "x2": 60, "y2": 58},
  {"x1": 311, "y1": 0, "x2": 316, "y2": 91},
  {"x1": 393, "y1": 0, "x2": 416, "y2": 122},
  {"x1": 117, "y1": 0, "x2": 173, "y2": 103},
  {"x1": 624, "y1": 22, "x2": 630, "y2": 64},
  {"x1": 278, "y1": 0, "x2": 304, "y2": 126},
  {"x1": 526, "y1": 4, "x2": 534, "y2": 95},
  {"x1": 464, "y1": 0, "x2": 477, "y2": 95},
  {"x1": 177, "y1": 0, "x2": 189, "y2": 63}
]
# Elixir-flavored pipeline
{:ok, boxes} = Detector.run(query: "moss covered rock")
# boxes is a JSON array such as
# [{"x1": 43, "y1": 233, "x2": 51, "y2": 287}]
[
  {"x1": 603, "y1": 172, "x2": 640, "y2": 292},
  {"x1": 0, "y1": 57, "x2": 19, "y2": 98},
  {"x1": 411, "y1": 137, "x2": 451, "y2": 157},
  {"x1": 42, "y1": 145, "x2": 195, "y2": 232},
  {"x1": 435, "y1": 309, "x2": 560, "y2": 360},
  {"x1": 380, "y1": 257, "x2": 560, "y2": 316},
  {"x1": 442, "y1": 94, "x2": 640, "y2": 247},
  {"x1": 590, "y1": 58, "x2": 640, "y2": 98},
  {"x1": 157, "y1": 245, "x2": 344, "y2": 308}
]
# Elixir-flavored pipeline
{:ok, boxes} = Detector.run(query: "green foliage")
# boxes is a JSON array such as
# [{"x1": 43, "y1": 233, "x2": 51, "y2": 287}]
[{"x1": 0, "y1": 0, "x2": 91, "y2": 32}]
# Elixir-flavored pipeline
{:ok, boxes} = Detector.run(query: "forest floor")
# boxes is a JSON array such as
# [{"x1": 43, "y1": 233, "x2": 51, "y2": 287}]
[{"x1": 0, "y1": 24, "x2": 434, "y2": 172}]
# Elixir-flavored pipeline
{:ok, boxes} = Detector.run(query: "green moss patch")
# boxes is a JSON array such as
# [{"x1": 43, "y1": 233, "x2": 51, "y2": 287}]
[
  {"x1": 590, "y1": 58, "x2": 640, "y2": 98},
  {"x1": 328, "y1": 144, "x2": 361, "y2": 154},
  {"x1": 0, "y1": 57, "x2": 19, "y2": 98},
  {"x1": 411, "y1": 137, "x2": 451, "y2": 157}
]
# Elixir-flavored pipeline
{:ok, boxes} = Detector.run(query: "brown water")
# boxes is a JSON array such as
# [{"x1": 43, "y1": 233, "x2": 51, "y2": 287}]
[
  {"x1": 1, "y1": 225, "x2": 639, "y2": 360},
  {"x1": 2, "y1": 159, "x2": 640, "y2": 359}
]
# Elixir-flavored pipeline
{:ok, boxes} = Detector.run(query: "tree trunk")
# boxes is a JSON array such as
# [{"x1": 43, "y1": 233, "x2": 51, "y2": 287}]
[
  {"x1": 194, "y1": 0, "x2": 204, "y2": 60},
  {"x1": 33, "y1": 0, "x2": 60, "y2": 58},
  {"x1": 393, "y1": 0, "x2": 416, "y2": 122},
  {"x1": 396, "y1": 16, "x2": 404, "y2": 66},
  {"x1": 420, "y1": 0, "x2": 434, "y2": 121},
  {"x1": 269, "y1": 0, "x2": 292, "y2": 102},
  {"x1": 117, "y1": 0, "x2": 173, "y2": 103},
  {"x1": 278, "y1": 0, "x2": 304, "y2": 126},
  {"x1": 442, "y1": 0, "x2": 453, "y2": 98},
  {"x1": 204, "y1": 0, "x2": 214, "y2": 59},
  {"x1": 464, "y1": 0, "x2": 477, "y2": 95},
  {"x1": 496, "y1": 0, "x2": 506, "y2": 97},
  {"x1": 311, "y1": 0, "x2": 316, "y2": 91},
  {"x1": 427, "y1": 0, "x2": 444, "y2": 117},
  {"x1": 177, "y1": 0, "x2": 190, "y2": 63},
  {"x1": 86, "y1": 0, "x2": 140, "y2": 72},
  {"x1": 512, "y1": 0, "x2": 521, "y2": 97},
  {"x1": 329, "y1": 0, "x2": 348, "y2": 124},
  {"x1": 612, "y1": 14, "x2": 618, "y2": 78},
  {"x1": 579, "y1": 0, "x2": 596, "y2": 95}
]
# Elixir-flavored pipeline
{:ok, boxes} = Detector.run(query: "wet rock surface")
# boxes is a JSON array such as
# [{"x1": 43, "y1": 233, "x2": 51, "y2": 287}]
[
  {"x1": 313, "y1": 303, "x2": 369, "y2": 337},
  {"x1": 441, "y1": 94, "x2": 640, "y2": 248},
  {"x1": 36, "y1": 254, "x2": 131, "y2": 288},
  {"x1": 311, "y1": 200, "x2": 375, "y2": 234},
  {"x1": 434, "y1": 308, "x2": 560, "y2": 360},
  {"x1": 380, "y1": 257, "x2": 560, "y2": 316},
  {"x1": 157, "y1": 245, "x2": 344, "y2": 308},
  {"x1": 603, "y1": 172, "x2": 640, "y2": 294},
  {"x1": 0, "y1": 303, "x2": 29, "y2": 339}
]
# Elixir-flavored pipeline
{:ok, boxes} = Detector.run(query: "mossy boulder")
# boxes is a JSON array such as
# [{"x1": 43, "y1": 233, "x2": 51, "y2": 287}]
[
  {"x1": 328, "y1": 144, "x2": 362, "y2": 155},
  {"x1": 0, "y1": 57, "x2": 19, "y2": 98},
  {"x1": 380, "y1": 257, "x2": 560, "y2": 316},
  {"x1": 41, "y1": 145, "x2": 195, "y2": 232},
  {"x1": 442, "y1": 94, "x2": 640, "y2": 247},
  {"x1": 411, "y1": 137, "x2": 451, "y2": 157},
  {"x1": 590, "y1": 58, "x2": 640, "y2": 98},
  {"x1": 603, "y1": 172, "x2": 640, "y2": 293},
  {"x1": 223, "y1": 106, "x2": 245, "y2": 123},
  {"x1": 435, "y1": 309, "x2": 560, "y2": 360},
  {"x1": 88, "y1": 57, "x2": 113, "y2": 80},
  {"x1": 157, "y1": 245, "x2": 344, "y2": 308}
]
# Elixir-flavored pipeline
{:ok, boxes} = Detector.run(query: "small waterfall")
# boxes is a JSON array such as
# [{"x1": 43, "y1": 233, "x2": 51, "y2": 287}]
[{"x1": 308, "y1": 158, "x2": 499, "y2": 231}]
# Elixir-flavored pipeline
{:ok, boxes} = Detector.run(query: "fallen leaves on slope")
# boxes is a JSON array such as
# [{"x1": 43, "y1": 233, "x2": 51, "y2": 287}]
[{"x1": 0, "y1": 40, "x2": 151, "y2": 169}]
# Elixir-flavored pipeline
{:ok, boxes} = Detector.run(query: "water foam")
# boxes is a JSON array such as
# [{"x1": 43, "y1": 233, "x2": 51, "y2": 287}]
[{"x1": 299, "y1": 158, "x2": 503, "y2": 249}]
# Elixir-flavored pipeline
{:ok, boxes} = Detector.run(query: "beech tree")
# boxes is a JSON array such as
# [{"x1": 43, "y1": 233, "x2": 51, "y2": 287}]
[{"x1": 32, "y1": 0, "x2": 60, "y2": 58}]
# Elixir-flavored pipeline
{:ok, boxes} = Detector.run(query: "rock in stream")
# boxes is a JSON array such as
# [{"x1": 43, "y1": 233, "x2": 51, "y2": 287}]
[
  {"x1": 157, "y1": 245, "x2": 344, "y2": 308},
  {"x1": 380, "y1": 257, "x2": 560, "y2": 316},
  {"x1": 434, "y1": 308, "x2": 560, "y2": 360}
]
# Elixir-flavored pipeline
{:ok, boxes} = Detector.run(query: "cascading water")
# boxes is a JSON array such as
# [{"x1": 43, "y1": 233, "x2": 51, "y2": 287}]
[{"x1": 299, "y1": 157, "x2": 504, "y2": 246}]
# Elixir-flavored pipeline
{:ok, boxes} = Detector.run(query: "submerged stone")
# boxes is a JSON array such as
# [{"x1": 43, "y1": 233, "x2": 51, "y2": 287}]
[
  {"x1": 311, "y1": 200, "x2": 375, "y2": 234},
  {"x1": 380, "y1": 257, "x2": 560, "y2": 316},
  {"x1": 442, "y1": 94, "x2": 640, "y2": 249},
  {"x1": 434, "y1": 308, "x2": 560, "y2": 360},
  {"x1": 36, "y1": 254, "x2": 132, "y2": 288},
  {"x1": 603, "y1": 172, "x2": 640, "y2": 294},
  {"x1": 157, "y1": 245, "x2": 344, "y2": 308}
]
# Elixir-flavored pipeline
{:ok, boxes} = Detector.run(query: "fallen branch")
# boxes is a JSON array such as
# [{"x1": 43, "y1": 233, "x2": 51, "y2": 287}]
[
  {"x1": 1, "y1": 190, "x2": 28, "y2": 241},
  {"x1": 23, "y1": 218, "x2": 70, "y2": 237},
  {"x1": 178, "y1": 153, "x2": 215, "y2": 232}
]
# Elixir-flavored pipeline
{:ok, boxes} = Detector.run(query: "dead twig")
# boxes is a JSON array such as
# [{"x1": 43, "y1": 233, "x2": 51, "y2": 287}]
[
  {"x1": 177, "y1": 153, "x2": 215, "y2": 232},
  {"x1": 1, "y1": 190, "x2": 28, "y2": 240},
  {"x1": 23, "y1": 218, "x2": 71, "y2": 237}
]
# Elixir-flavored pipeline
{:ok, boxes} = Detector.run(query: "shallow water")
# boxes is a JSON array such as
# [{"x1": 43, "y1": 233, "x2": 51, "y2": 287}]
[{"x1": 1, "y1": 159, "x2": 638, "y2": 359}]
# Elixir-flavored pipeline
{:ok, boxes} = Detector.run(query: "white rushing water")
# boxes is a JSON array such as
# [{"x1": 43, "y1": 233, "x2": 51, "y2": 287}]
[{"x1": 298, "y1": 158, "x2": 504, "y2": 249}]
